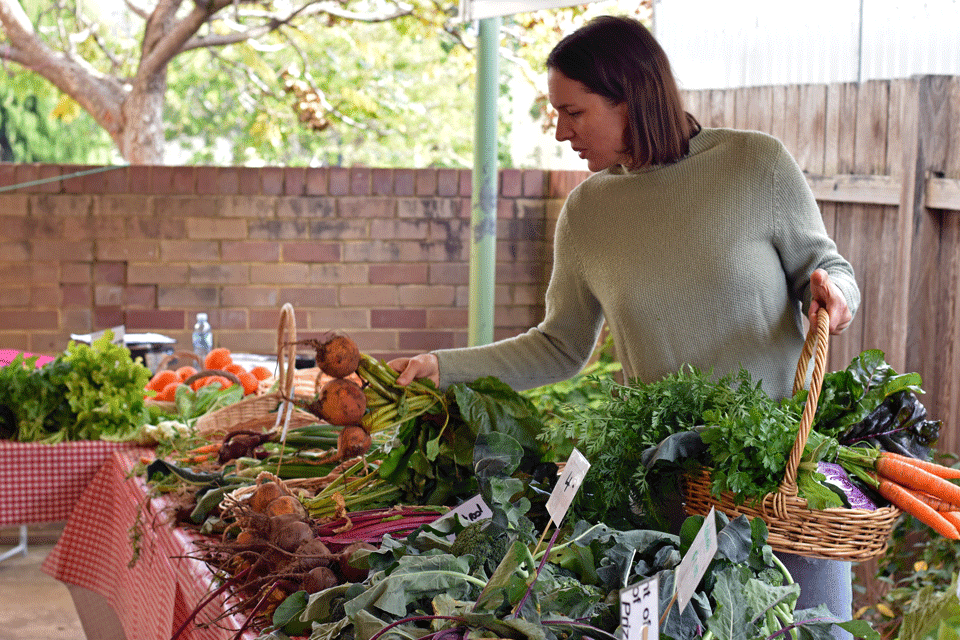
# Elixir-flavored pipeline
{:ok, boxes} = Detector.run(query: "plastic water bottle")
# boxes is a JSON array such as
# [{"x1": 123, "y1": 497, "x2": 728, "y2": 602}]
[{"x1": 192, "y1": 312, "x2": 213, "y2": 361}]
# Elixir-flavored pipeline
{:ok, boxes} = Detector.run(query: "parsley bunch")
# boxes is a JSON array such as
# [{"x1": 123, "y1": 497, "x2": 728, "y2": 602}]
[{"x1": 542, "y1": 366, "x2": 789, "y2": 529}]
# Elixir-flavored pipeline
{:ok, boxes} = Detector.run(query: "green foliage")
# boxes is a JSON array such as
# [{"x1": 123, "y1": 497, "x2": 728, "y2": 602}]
[
  {"x1": 524, "y1": 334, "x2": 622, "y2": 460},
  {"x1": 450, "y1": 515, "x2": 516, "y2": 576},
  {"x1": 4, "y1": 0, "x2": 649, "y2": 166},
  {"x1": 860, "y1": 456, "x2": 960, "y2": 639},
  {"x1": 375, "y1": 375, "x2": 547, "y2": 505},
  {"x1": 0, "y1": 72, "x2": 116, "y2": 163}
]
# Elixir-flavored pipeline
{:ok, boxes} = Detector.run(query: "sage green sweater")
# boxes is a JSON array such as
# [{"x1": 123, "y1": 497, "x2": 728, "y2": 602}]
[{"x1": 435, "y1": 128, "x2": 860, "y2": 400}]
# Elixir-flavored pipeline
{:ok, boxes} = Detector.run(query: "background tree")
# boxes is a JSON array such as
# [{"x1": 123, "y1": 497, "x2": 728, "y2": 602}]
[{"x1": 0, "y1": 0, "x2": 649, "y2": 166}]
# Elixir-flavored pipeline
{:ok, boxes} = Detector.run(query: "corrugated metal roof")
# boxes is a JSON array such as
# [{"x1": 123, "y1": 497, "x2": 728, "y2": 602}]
[{"x1": 652, "y1": 0, "x2": 960, "y2": 89}]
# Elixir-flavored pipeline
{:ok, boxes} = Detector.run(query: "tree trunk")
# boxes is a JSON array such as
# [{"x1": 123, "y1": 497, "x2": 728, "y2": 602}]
[{"x1": 120, "y1": 70, "x2": 168, "y2": 164}]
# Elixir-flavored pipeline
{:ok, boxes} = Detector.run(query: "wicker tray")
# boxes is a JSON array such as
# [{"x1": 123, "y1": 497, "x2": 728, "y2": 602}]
[{"x1": 681, "y1": 308, "x2": 901, "y2": 561}]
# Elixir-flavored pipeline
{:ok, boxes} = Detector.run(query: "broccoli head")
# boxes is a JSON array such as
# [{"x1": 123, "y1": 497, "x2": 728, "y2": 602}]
[{"x1": 449, "y1": 519, "x2": 512, "y2": 575}]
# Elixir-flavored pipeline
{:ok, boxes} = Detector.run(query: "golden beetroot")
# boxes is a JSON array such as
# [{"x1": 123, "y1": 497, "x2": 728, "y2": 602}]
[
  {"x1": 338, "y1": 425, "x2": 372, "y2": 459},
  {"x1": 248, "y1": 481, "x2": 288, "y2": 513},
  {"x1": 265, "y1": 495, "x2": 308, "y2": 519},
  {"x1": 316, "y1": 378, "x2": 366, "y2": 426},
  {"x1": 297, "y1": 333, "x2": 361, "y2": 378}
]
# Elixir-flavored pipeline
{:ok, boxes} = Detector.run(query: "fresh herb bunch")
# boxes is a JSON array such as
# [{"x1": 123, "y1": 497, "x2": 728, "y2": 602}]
[
  {"x1": 542, "y1": 366, "x2": 790, "y2": 529},
  {"x1": 698, "y1": 383, "x2": 800, "y2": 502}
]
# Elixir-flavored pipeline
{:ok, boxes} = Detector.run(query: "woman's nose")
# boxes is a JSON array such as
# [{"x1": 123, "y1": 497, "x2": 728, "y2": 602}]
[{"x1": 554, "y1": 116, "x2": 571, "y2": 142}]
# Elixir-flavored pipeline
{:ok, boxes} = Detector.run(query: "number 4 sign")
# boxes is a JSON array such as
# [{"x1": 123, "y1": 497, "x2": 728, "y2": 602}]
[{"x1": 545, "y1": 448, "x2": 591, "y2": 525}]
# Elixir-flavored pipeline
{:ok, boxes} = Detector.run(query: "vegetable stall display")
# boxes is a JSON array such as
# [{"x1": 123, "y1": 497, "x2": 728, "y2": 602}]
[{"x1": 5, "y1": 305, "x2": 960, "y2": 639}]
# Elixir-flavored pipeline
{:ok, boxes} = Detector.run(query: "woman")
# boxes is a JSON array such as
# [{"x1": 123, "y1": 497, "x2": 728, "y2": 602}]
[{"x1": 390, "y1": 15, "x2": 857, "y2": 637}]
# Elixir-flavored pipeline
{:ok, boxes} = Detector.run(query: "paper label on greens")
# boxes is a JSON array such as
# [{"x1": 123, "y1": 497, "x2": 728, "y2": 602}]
[
  {"x1": 620, "y1": 575, "x2": 659, "y2": 640},
  {"x1": 545, "y1": 448, "x2": 590, "y2": 525},
  {"x1": 675, "y1": 506, "x2": 718, "y2": 613},
  {"x1": 434, "y1": 494, "x2": 493, "y2": 540}
]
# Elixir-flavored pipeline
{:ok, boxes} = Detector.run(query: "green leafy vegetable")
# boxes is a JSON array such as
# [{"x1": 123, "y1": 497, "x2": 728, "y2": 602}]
[{"x1": 0, "y1": 332, "x2": 153, "y2": 442}]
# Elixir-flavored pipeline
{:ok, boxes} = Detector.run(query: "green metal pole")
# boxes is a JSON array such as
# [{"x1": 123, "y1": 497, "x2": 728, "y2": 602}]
[{"x1": 469, "y1": 16, "x2": 500, "y2": 347}]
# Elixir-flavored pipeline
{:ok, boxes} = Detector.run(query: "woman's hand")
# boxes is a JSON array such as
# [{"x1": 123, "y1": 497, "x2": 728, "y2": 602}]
[
  {"x1": 809, "y1": 268, "x2": 853, "y2": 334},
  {"x1": 388, "y1": 353, "x2": 440, "y2": 387}
]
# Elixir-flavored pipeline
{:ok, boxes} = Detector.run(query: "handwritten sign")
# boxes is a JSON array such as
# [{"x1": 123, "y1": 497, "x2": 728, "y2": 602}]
[
  {"x1": 433, "y1": 494, "x2": 493, "y2": 540},
  {"x1": 545, "y1": 448, "x2": 590, "y2": 525},
  {"x1": 674, "y1": 507, "x2": 718, "y2": 613},
  {"x1": 620, "y1": 575, "x2": 659, "y2": 640}
]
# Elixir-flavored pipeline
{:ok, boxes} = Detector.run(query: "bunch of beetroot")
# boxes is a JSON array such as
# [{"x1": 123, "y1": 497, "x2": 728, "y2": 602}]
[
  {"x1": 291, "y1": 332, "x2": 372, "y2": 460},
  {"x1": 290, "y1": 331, "x2": 447, "y2": 462}
]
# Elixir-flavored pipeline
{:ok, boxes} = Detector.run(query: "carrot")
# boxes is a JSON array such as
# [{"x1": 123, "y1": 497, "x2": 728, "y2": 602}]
[
  {"x1": 177, "y1": 454, "x2": 212, "y2": 465},
  {"x1": 910, "y1": 490, "x2": 960, "y2": 513},
  {"x1": 875, "y1": 455, "x2": 960, "y2": 506},
  {"x1": 189, "y1": 442, "x2": 221, "y2": 455},
  {"x1": 943, "y1": 512, "x2": 960, "y2": 531},
  {"x1": 873, "y1": 474, "x2": 960, "y2": 539},
  {"x1": 879, "y1": 451, "x2": 960, "y2": 480}
]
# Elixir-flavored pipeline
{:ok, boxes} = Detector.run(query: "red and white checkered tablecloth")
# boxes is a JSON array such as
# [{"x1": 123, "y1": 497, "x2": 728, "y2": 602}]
[
  {"x1": 0, "y1": 440, "x2": 142, "y2": 527},
  {"x1": 41, "y1": 449, "x2": 254, "y2": 640}
]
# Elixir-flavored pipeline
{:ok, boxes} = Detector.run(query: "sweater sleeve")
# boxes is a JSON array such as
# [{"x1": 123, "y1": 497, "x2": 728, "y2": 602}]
[
  {"x1": 434, "y1": 194, "x2": 606, "y2": 391},
  {"x1": 772, "y1": 143, "x2": 861, "y2": 318}
]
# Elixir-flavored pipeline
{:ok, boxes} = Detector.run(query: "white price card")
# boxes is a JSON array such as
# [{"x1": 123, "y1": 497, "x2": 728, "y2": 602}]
[
  {"x1": 620, "y1": 575, "x2": 659, "y2": 640},
  {"x1": 545, "y1": 448, "x2": 591, "y2": 525},
  {"x1": 432, "y1": 495, "x2": 493, "y2": 540},
  {"x1": 674, "y1": 507, "x2": 718, "y2": 613}
]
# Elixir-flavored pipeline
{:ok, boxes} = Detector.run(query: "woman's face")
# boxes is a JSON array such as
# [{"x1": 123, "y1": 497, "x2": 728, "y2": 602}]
[{"x1": 548, "y1": 68, "x2": 631, "y2": 172}]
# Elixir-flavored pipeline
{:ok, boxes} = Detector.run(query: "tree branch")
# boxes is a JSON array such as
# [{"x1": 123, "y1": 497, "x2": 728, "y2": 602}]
[{"x1": 0, "y1": 0, "x2": 126, "y2": 137}]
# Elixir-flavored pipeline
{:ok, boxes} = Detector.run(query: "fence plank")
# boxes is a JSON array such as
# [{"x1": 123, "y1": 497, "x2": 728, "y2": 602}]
[
  {"x1": 935, "y1": 77, "x2": 960, "y2": 456},
  {"x1": 830, "y1": 82, "x2": 866, "y2": 369}
]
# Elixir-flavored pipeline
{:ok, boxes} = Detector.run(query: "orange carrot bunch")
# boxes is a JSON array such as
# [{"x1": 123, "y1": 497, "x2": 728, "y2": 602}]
[{"x1": 836, "y1": 443, "x2": 960, "y2": 539}]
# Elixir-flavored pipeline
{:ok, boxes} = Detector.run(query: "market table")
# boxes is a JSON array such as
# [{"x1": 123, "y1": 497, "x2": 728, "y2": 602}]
[
  {"x1": 0, "y1": 439, "x2": 143, "y2": 564},
  {"x1": 41, "y1": 448, "x2": 255, "y2": 640}
]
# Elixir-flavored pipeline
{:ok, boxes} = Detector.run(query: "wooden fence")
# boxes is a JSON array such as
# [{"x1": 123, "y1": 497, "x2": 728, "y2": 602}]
[
  {"x1": 685, "y1": 75, "x2": 960, "y2": 457},
  {"x1": 683, "y1": 75, "x2": 960, "y2": 602}
]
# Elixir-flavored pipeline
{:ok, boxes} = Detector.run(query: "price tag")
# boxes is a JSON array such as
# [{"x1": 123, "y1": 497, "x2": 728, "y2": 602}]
[
  {"x1": 674, "y1": 507, "x2": 718, "y2": 613},
  {"x1": 545, "y1": 448, "x2": 590, "y2": 525},
  {"x1": 433, "y1": 494, "x2": 492, "y2": 540},
  {"x1": 620, "y1": 575, "x2": 659, "y2": 640}
]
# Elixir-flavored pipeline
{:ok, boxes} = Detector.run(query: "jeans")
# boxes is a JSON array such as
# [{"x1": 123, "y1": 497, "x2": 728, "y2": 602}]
[{"x1": 775, "y1": 552, "x2": 853, "y2": 640}]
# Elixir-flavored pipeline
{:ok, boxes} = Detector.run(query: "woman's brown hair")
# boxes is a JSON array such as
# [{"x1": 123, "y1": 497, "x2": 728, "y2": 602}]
[{"x1": 546, "y1": 15, "x2": 699, "y2": 168}]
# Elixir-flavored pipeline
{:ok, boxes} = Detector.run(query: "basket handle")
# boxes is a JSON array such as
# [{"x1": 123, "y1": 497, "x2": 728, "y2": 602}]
[
  {"x1": 776, "y1": 307, "x2": 830, "y2": 505},
  {"x1": 276, "y1": 303, "x2": 297, "y2": 400},
  {"x1": 156, "y1": 350, "x2": 202, "y2": 371}
]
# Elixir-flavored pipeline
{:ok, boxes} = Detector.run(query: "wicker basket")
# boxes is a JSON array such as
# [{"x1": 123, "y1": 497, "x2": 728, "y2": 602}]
[
  {"x1": 144, "y1": 351, "x2": 206, "y2": 413},
  {"x1": 681, "y1": 308, "x2": 901, "y2": 561},
  {"x1": 195, "y1": 303, "x2": 315, "y2": 438}
]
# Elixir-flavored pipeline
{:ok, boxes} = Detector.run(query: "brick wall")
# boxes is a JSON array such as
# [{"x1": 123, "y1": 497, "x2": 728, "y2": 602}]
[{"x1": 0, "y1": 163, "x2": 589, "y2": 363}]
